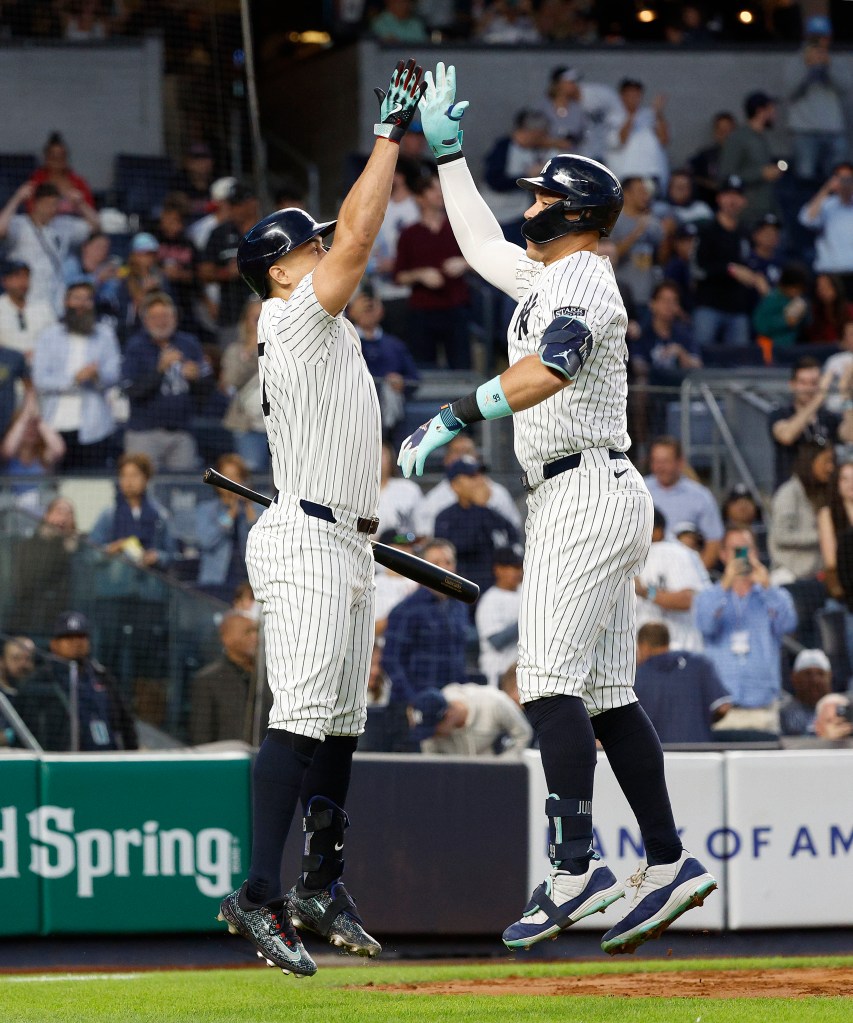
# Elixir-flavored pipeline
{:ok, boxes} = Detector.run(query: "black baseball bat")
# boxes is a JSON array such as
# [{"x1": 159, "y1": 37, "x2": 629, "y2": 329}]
[{"x1": 202, "y1": 468, "x2": 480, "y2": 604}]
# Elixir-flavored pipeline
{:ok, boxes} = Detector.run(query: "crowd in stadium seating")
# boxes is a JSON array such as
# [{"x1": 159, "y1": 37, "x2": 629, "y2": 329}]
[{"x1": 2, "y1": 8, "x2": 853, "y2": 754}]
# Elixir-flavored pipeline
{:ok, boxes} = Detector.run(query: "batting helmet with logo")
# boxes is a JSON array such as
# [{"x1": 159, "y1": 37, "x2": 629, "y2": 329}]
[
  {"x1": 237, "y1": 208, "x2": 337, "y2": 299},
  {"x1": 517, "y1": 155, "x2": 623, "y2": 244}
]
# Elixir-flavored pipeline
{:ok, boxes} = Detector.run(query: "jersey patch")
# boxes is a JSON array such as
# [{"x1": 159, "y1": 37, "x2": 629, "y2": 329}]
[
  {"x1": 554, "y1": 305, "x2": 587, "y2": 318},
  {"x1": 538, "y1": 315, "x2": 594, "y2": 381}
]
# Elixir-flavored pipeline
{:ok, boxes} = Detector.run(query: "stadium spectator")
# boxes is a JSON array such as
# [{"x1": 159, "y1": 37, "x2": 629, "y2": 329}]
[
  {"x1": 808, "y1": 273, "x2": 853, "y2": 344},
  {"x1": 221, "y1": 296, "x2": 266, "y2": 472},
  {"x1": 784, "y1": 18, "x2": 849, "y2": 183},
  {"x1": 769, "y1": 357, "x2": 853, "y2": 489},
  {"x1": 721, "y1": 483, "x2": 762, "y2": 531},
  {"x1": 653, "y1": 169, "x2": 714, "y2": 238},
  {"x1": 382, "y1": 538, "x2": 470, "y2": 706},
  {"x1": 606, "y1": 78, "x2": 670, "y2": 192},
  {"x1": 644, "y1": 436, "x2": 724, "y2": 569},
  {"x1": 661, "y1": 222, "x2": 698, "y2": 310},
  {"x1": 169, "y1": 141, "x2": 216, "y2": 221},
  {"x1": 121, "y1": 291, "x2": 212, "y2": 471},
  {"x1": 100, "y1": 232, "x2": 171, "y2": 345},
  {"x1": 187, "y1": 176, "x2": 236, "y2": 252},
  {"x1": 198, "y1": 181, "x2": 259, "y2": 344},
  {"x1": 695, "y1": 527, "x2": 797, "y2": 735},
  {"x1": 28, "y1": 131, "x2": 95, "y2": 213},
  {"x1": 745, "y1": 213, "x2": 783, "y2": 295},
  {"x1": 753, "y1": 262, "x2": 812, "y2": 351},
  {"x1": 780, "y1": 648, "x2": 833, "y2": 736},
  {"x1": 0, "y1": 635, "x2": 36, "y2": 745},
  {"x1": 370, "y1": 0, "x2": 429, "y2": 43},
  {"x1": 817, "y1": 461, "x2": 853, "y2": 601},
  {"x1": 348, "y1": 285, "x2": 420, "y2": 443},
  {"x1": 0, "y1": 261, "x2": 56, "y2": 359},
  {"x1": 62, "y1": 1, "x2": 113, "y2": 41},
  {"x1": 7, "y1": 497, "x2": 78, "y2": 642},
  {"x1": 409, "y1": 683, "x2": 533, "y2": 756},
  {"x1": 634, "y1": 622, "x2": 731, "y2": 743},
  {"x1": 536, "y1": 0, "x2": 596, "y2": 43},
  {"x1": 16, "y1": 611, "x2": 138, "y2": 752},
  {"x1": 537, "y1": 65, "x2": 621, "y2": 162},
  {"x1": 394, "y1": 170, "x2": 471, "y2": 368},
  {"x1": 481, "y1": 109, "x2": 558, "y2": 240},
  {"x1": 475, "y1": 546, "x2": 523, "y2": 687},
  {"x1": 718, "y1": 90, "x2": 782, "y2": 223},
  {"x1": 434, "y1": 457, "x2": 521, "y2": 600},
  {"x1": 0, "y1": 182, "x2": 98, "y2": 315},
  {"x1": 414, "y1": 434, "x2": 521, "y2": 537},
  {"x1": 1, "y1": 391, "x2": 66, "y2": 501},
  {"x1": 663, "y1": 3, "x2": 714, "y2": 46},
  {"x1": 474, "y1": 0, "x2": 541, "y2": 44},
  {"x1": 813, "y1": 692, "x2": 853, "y2": 741},
  {"x1": 194, "y1": 453, "x2": 256, "y2": 603},
  {"x1": 769, "y1": 441, "x2": 834, "y2": 584},
  {"x1": 32, "y1": 280, "x2": 120, "y2": 470},
  {"x1": 633, "y1": 280, "x2": 701, "y2": 388},
  {"x1": 0, "y1": 333, "x2": 31, "y2": 440},
  {"x1": 688, "y1": 111, "x2": 737, "y2": 207},
  {"x1": 692, "y1": 175, "x2": 755, "y2": 347},
  {"x1": 378, "y1": 441, "x2": 423, "y2": 538},
  {"x1": 155, "y1": 194, "x2": 199, "y2": 333},
  {"x1": 189, "y1": 610, "x2": 262, "y2": 745},
  {"x1": 374, "y1": 529, "x2": 419, "y2": 636},
  {"x1": 609, "y1": 176, "x2": 664, "y2": 309},
  {"x1": 635, "y1": 508, "x2": 709, "y2": 652},
  {"x1": 822, "y1": 322, "x2": 853, "y2": 415},
  {"x1": 798, "y1": 162, "x2": 853, "y2": 297},
  {"x1": 63, "y1": 232, "x2": 120, "y2": 294}
]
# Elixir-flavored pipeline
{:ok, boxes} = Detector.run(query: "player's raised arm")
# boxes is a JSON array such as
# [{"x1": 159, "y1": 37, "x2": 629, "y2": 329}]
[
  {"x1": 312, "y1": 59, "x2": 426, "y2": 316},
  {"x1": 420, "y1": 62, "x2": 524, "y2": 299}
]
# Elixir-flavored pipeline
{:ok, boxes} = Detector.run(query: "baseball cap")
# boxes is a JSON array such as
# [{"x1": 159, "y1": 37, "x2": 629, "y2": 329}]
[
  {"x1": 805, "y1": 15, "x2": 832, "y2": 37},
  {"x1": 793, "y1": 649, "x2": 831, "y2": 673},
  {"x1": 619, "y1": 77, "x2": 644, "y2": 91},
  {"x1": 0, "y1": 259, "x2": 29, "y2": 276},
  {"x1": 552, "y1": 66, "x2": 581, "y2": 84},
  {"x1": 446, "y1": 456, "x2": 484, "y2": 481},
  {"x1": 224, "y1": 181, "x2": 255, "y2": 204},
  {"x1": 745, "y1": 91, "x2": 776, "y2": 119},
  {"x1": 130, "y1": 232, "x2": 159, "y2": 254},
  {"x1": 494, "y1": 546, "x2": 523, "y2": 567},
  {"x1": 725, "y1": 482, "x2": 754, "y2": 503},
  {"x1": 409, "y1": 688, "x2": 449, "y2": 744},
  {"x1": 210, "y1": 176, "x2": 238, "y2": 202},
  {"x1": 53, "y1": 610, "x2": 90, "y2": 638},
  {"x1": 674, "y1": 520, "x2": 701, "y2": 537},
  {"x1": 719, "y1": 174, "x2": 745, "y2": 194},
  {"x1": 674, "y1": 222, "x2": 699, "y2": 240},
  {"x1": 755, "y1": 213, "x2": 781, "y2": 230}
]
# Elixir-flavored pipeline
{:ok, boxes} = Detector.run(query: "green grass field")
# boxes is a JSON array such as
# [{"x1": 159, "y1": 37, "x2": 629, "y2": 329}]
[{"x1": 3, "y1": 956, "x2": 852, "y2": 1023}]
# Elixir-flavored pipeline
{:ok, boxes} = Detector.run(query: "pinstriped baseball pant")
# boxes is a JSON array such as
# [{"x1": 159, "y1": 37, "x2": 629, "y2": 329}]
[
  {"x1": 246, "y1": 507, "x2": 374, "y2": 740},
  {"x1": 517, "y1": 448, "x2": 653, "y2": 714}
]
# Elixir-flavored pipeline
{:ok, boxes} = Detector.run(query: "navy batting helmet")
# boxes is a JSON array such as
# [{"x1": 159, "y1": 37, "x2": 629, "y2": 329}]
[
  {"x1": 237, "y1": 208, "x2": 337, "y2": 299},
  {"x1": 517, "y1": 155, "x2": 623, "y2": 244}
]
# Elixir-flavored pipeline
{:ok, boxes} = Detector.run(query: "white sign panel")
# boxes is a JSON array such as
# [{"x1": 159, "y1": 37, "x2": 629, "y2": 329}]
[
  {"x1": 725, "y1": 750, "x2": 853, "y2": 928},
  {"x1": 525, "y1": 750, "x2": 725, "y2": 931}
]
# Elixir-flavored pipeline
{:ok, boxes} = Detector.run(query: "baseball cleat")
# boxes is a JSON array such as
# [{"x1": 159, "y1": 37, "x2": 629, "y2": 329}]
[
  {"x1": 286, "y1": 880, "x2": 381, "y2": 957},
  {"x1": 218, "y1": 883, "x2": 317, "y2": 977},
  {"x1": 502, "y1": 856, "x2": 625, "y2": 950},
  {"x1": 600, "y1": 851, "x2": 717, "y2": 956}
]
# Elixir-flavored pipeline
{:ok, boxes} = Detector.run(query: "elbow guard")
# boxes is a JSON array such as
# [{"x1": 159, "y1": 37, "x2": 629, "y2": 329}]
[{"x1": 538, "y1": 315, "x2": 594, "y2": 381}]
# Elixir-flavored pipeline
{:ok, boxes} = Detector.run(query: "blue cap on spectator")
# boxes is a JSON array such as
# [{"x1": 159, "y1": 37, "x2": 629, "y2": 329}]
[
  {"x1": 805, "y1": 15, "x2": 832, "y2": 37},
  {"x1": 131, "y1": 232, "x2": 159, "y2": 254},
  {"x1": 409, "y1": 688, "x2": 449, "y2": 744},
  {"x1": 745, "y1": 91, "x2": 776, "y2": 119},
  {"x1": 0, "y1": 259, "x2": 29, "y2": 276},
  {"x1": 719, "y1": 174, "x2": 745, "y2": 194},
  {"x1": 53, "y1": 610, "x2": 90, "y2": 638},
  {"x1": 446, "y1": 456, "x2": 484, "y2": 481}
]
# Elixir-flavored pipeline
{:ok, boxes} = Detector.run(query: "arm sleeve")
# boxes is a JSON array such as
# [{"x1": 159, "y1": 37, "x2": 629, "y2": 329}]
[{"x1": 437, "y1": 157, "x2": 525, "y2": 299}]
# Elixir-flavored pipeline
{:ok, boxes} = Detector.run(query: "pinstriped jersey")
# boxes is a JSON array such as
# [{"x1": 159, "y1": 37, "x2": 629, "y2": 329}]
[
  {"x1": 258, "y1": 271, "x2": 382, "y2": 518},
  {"x1": 508, "y1": 249, "x2": 630, "y2": 471}
]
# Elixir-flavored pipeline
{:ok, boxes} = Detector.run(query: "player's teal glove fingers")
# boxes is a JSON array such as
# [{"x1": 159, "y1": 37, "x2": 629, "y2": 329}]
[
  {"x1": 420, "y1": 62, "x2": 469, "y2": 160},
  {"x1": 374, "y1": 58, "x2": 427, "y2": 144},
  {"x1": 397, "y1": 405, "x2": 463, "y2": 478}
]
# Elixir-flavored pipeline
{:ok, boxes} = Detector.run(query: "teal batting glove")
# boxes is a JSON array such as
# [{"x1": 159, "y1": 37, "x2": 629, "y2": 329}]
[
  {"x1": 374, "y1": 59, "x2": 427, "y2": 144},
  {"x1": 420, "y1": 62, "x2": 468, "y2": 160},
  {"x1": 397, "y1": 405, "x2": 463, "y2": 478}
]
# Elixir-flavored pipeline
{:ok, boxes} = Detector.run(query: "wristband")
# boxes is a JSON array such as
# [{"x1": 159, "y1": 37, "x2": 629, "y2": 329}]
[
  {"x1": 450, "y1": 375, "x2": 513, "y2": 425},
  {"x1": 647, "y1": 585, "x2": 657, "y2": 602}
]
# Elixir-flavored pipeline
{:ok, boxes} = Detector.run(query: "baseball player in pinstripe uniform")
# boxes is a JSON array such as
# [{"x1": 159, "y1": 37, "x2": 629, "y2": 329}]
[
  {"x1": 399, "y1": 63, "x2": 716, "y2": 956},
  {"x1": 217, "y1": 59, "x2": 426, "y2": 978}
]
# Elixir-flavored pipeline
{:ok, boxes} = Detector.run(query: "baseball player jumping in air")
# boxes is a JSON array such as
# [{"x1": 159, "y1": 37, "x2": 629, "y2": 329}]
[
  {"x1": 399, "y1": 63, "x2": 717, "y2": 956},
  {"x1": 217, "y1": 59, "x2": 426, "y2": 978}
]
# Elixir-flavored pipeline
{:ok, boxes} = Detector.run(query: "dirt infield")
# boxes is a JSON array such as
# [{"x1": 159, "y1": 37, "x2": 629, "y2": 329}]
[{"x1": 376, "y1": 966, "x2": 853, "y2": 999}]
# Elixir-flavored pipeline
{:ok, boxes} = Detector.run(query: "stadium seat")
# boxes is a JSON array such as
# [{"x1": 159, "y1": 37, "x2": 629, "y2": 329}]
[
  {"x1": 0, "y1": 153, "x2": 38, "y2": 207},
  {"x1": 113, "y1": 153, "x2": 176, "y2": 219}
]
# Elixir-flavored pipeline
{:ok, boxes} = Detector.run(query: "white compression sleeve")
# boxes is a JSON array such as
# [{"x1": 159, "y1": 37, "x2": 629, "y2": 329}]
[{"x1": 437, "y1": 156, "x2": 525, "y2": 300}]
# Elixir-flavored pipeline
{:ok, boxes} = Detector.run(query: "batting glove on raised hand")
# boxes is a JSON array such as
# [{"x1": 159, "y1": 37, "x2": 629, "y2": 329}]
[
  {"x1": 420, "y1": 62, "x2": 468, "y2": 160},
  {"x1": 374, "y1": 59, "x2": 427, "y2": 144},
  {"x1": 397, "y1": 405, "x2": 464, "y2": 478}
]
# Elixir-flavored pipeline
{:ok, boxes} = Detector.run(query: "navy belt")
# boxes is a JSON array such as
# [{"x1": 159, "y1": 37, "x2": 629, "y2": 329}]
[
  {"x1": 299, "y1": 499, "x2": 379, "y2": 535},
  {"x1": 520, "y1": 449, "x2": 627, "y2": 493}
]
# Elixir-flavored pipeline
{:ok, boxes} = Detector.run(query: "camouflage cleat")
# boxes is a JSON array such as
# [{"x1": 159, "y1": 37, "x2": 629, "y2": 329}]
[
  {"x1": 218, "y1": 883, "x2": 317, "y2": 977},
  {"x1": 286, "y1": 880, "x2": 381, "y2": 958}
]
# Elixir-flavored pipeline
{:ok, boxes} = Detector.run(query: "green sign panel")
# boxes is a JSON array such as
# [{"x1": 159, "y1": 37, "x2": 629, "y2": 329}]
[
  {"x1": 30, "y1": 753, "x2": 250, "y2": 934},
  {"x1": 0, "y1": 754, "x2": 41, "y2": 936}
]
